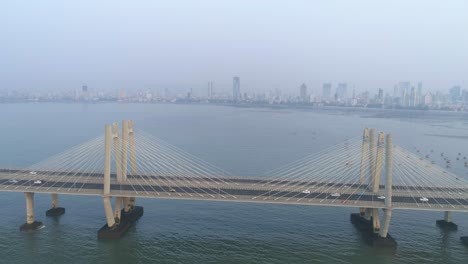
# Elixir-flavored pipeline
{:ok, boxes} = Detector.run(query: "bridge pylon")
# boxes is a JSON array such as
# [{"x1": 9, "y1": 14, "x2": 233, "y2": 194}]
[
  {"x1": 351, "y1": 129, "x2": 396, "y2": 248},
  {"x1": 98, "y1": 121, "x2": 143, "y2": 239},
  {"x1": 358, "y1": 128, "x2": 369, "y2": 216}
]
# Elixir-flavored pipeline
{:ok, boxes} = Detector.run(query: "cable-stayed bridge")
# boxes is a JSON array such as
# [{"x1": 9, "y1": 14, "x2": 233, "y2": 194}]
[{"x1": 1, "y1": 121, "x2": 467, "y2": 246}]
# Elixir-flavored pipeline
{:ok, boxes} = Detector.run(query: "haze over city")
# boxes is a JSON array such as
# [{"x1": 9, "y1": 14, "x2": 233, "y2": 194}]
[{"x1": 1, "y1": 0, "x2": 468, "y2": 93}]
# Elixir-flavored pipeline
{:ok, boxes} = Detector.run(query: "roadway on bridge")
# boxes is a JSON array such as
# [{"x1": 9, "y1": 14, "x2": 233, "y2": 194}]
[{"x1": 1, "y1": 174, "x2": 468, "y2": 212}]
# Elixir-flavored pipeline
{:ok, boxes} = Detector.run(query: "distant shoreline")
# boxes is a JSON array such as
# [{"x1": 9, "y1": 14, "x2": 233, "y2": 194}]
[{"x1": 0, "y1": 100, "x2": 467, "y2": 119}]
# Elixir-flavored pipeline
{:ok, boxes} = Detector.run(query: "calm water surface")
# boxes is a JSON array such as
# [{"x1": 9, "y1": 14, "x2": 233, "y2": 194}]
[{"x1": 0, "y1": 103, "x2": 467, "y2": 264}]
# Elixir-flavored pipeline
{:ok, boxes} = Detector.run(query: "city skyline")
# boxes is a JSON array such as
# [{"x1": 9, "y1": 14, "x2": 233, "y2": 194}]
[{"x1": 1, "y1": 77, "x2": 467, "y2": 111}]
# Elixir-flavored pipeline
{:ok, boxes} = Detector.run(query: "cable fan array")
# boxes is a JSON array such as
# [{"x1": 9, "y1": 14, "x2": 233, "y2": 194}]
[
  {"x1": 2, "y1": 131, "x2": 237, "y2": 199},
  {"x1": 1, "y1": 128, "x2": 468, "y2": 211},
  {"x1": 248, "y1": 137, "x2": 385, "y2": 203}
]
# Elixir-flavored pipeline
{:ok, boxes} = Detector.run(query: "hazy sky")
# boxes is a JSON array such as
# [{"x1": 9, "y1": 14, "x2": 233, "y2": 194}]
[{"x1": 1, "y1": 0, "x2": 467, "y2": 94}]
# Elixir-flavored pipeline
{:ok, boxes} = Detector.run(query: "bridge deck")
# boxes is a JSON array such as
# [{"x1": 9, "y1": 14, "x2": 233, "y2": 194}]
[{"x1": 1, "y1": 170, "x2": 468, "y2": 212}]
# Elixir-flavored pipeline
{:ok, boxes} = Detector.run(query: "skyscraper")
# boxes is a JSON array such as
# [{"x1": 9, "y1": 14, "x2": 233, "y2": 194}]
[
  {"x1": 300, "y1": 83, "x2": 307, "y2": 102},
  {"x1": 397, "y1": 82, "x2": 411, "y2": 107},
  {"x1": 207, "y1": 82, "x2": 214, "y2": 99},
  {"x1": 377, "y1": 88, "x2": 384, "y2": 103},
  {"x1": 449, "y1": 86, "x2": 461, "y2": 102},
  {"x1": 416, "y1": 82, "x2": 423, "y2": 106},
  {"x1": 335, "y1": 83, "x2": 348, "y2": 100},
  {"x1": 322, "y1": 83, "x2": 332, "y2": 100},
  {"x1": 233, "y1": 77, "x2": 241, "y2": 101},
  {"x1": 409, "y1": 86, "x2": 416, "y2": 107},
  {"x1": 81, "y1": 85, "x2": 89, "y2": 100}
]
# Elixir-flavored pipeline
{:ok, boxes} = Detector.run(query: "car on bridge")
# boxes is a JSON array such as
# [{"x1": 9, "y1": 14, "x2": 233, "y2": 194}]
[
  {"x1": 29, "y1": 171, "x2": 37, "y2": 175},
  {"x1": 419, "y1": 197, "x2": 429, "y2": 202},
  {"x1": 32, "y1": 180, "x2": 44, "y2": 185},
  {"x1": 302, "y1": 189, "x2": 311, "y2": 194},
  {"x1": 330, "y1": 192, "x2": 340, "y2": 197},
  {"x1": 7, "y1": 179, "x2": 18, "y2": 184},
  {"x1": 377, "y1": 195, "x2": 385, "y2": 200}
]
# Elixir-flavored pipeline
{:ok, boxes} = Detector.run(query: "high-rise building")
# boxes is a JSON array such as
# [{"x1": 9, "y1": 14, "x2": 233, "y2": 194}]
[
  {"x1": 397, "y1": 82, "x2": 411, "y2": 107},
  {"x1": 300, "y1": 83, "x2": 307, "y2": 102},
  {"x1": 207, "y1": 82, "x2": 214, "y2": 99},
  {"x1": 409, "y1": 86, "x2": 416, "y2": 107},
  {"x1": 233, "y1": 77, "x2": 241, "y2": 101},
  {"x1": 416, "y1": 82, "x2": 423, "y2": 106},
  {"x1": 81, "y1": 85, "x2": 89, "y2": 100},
  {"x1": 461, "y1": 89, "x2": 468, "y2": 103},
  {"x1": 449, "y1": 86, "x2": 461, "y2": 102},
  {"x1": 377, "y1": 88, "x2": 384, "y2": 103},
  {"x1": 335, "y1": 83, "x2": 348, "y2": 100},
  {"x1": 322, "y1": 83, "x2": 332, "y2": 100}
]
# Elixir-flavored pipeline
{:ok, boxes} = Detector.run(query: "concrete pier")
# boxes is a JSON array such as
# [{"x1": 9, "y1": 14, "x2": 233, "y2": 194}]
[
  {"x1": 97, "y1": 206, "x2": 144, "y2": 239},
  {"x1": 351, "y1": 213, "x2": 397, "y2": 248},
  {"x1": 46, "y1": 193, "x2": 65, "y2": 216},
  {"x1": 436, "y1": 211, "x2": 457, "y2": 231},
  {"x1": 20, "y1": 192, "x2": 43, "y2": 231}
]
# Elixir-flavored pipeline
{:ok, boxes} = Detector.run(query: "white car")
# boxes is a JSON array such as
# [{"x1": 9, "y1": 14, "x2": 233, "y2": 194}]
[
  {"x1": 29, "y1": 171, "x2": 37, "y2": 175},
  {"x1": 419, "y1": 197, "x2": 429, "y2": 202},
  {"x1": 377, "y1": 195, "x2": 385, "y2": 200},
  {"x1": 7, "y1": 179, "x2": 18, "y2": 184},
  {"x1": 331, "y1": 192, "x2": 341, "y2": 197},
  {"x1": 33, "y1": 180, "x2": 43, "y2": 185},
  {"x1": 302, "y1": 190, "x2": 311, "y2": 194}
]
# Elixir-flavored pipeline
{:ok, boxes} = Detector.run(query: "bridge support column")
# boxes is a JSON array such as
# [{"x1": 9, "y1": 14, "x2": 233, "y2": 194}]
[
  {"x1": 98, "y1": 122, "x2": 144, "y2": 240},
  {"x1": 369, "y1": 134, "x2": 396, "y2": 248},
  {"x1": 358, "y1": 128, "x2": 369, "y2": 216},
  {"x1": 368, "y1": 129, "x2": 377, "y2": 190},
  {"x1": 351, "y1": 128, "x2": 374, "y2": 231},
  {"x1": 379, "y1": 209, "x2": 392, "y2": 238},
  {"x1": 46, "y1": 193, "x2": 66, "y2": 216},
  {"x1": 20, "y1": 192, "x2": 43, "y2": 231},
  {"x1": 103, "y1": 196, "x2": 116, "y2": 228},
  {"x1": 371, "y1": 132, "x2": 385, "y2": 193},
  {"x1": 351, "y1": 133, "x2": 396, "y2": 249},
  {"x1": 371, "y1": 208, "x2": 380, "y2": 233},
  {"x1": 123, "y1": 197, "x2": 131, "y2": 212},
  {"x1": 98, "y1": 124, "x2": 118, "y2": 238},
  {"x1": 436, "y1": 211, "x2": 458, "y2": 231},
  {"x1": 128, "y1": 197, "x2": 136, "y2": 208},
  {"x1": 114, "y1": 197, "x2": 123, "y2": 223},
  {"x1": 128, "y1": 120, "x2": 137, "y2": 208}
]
